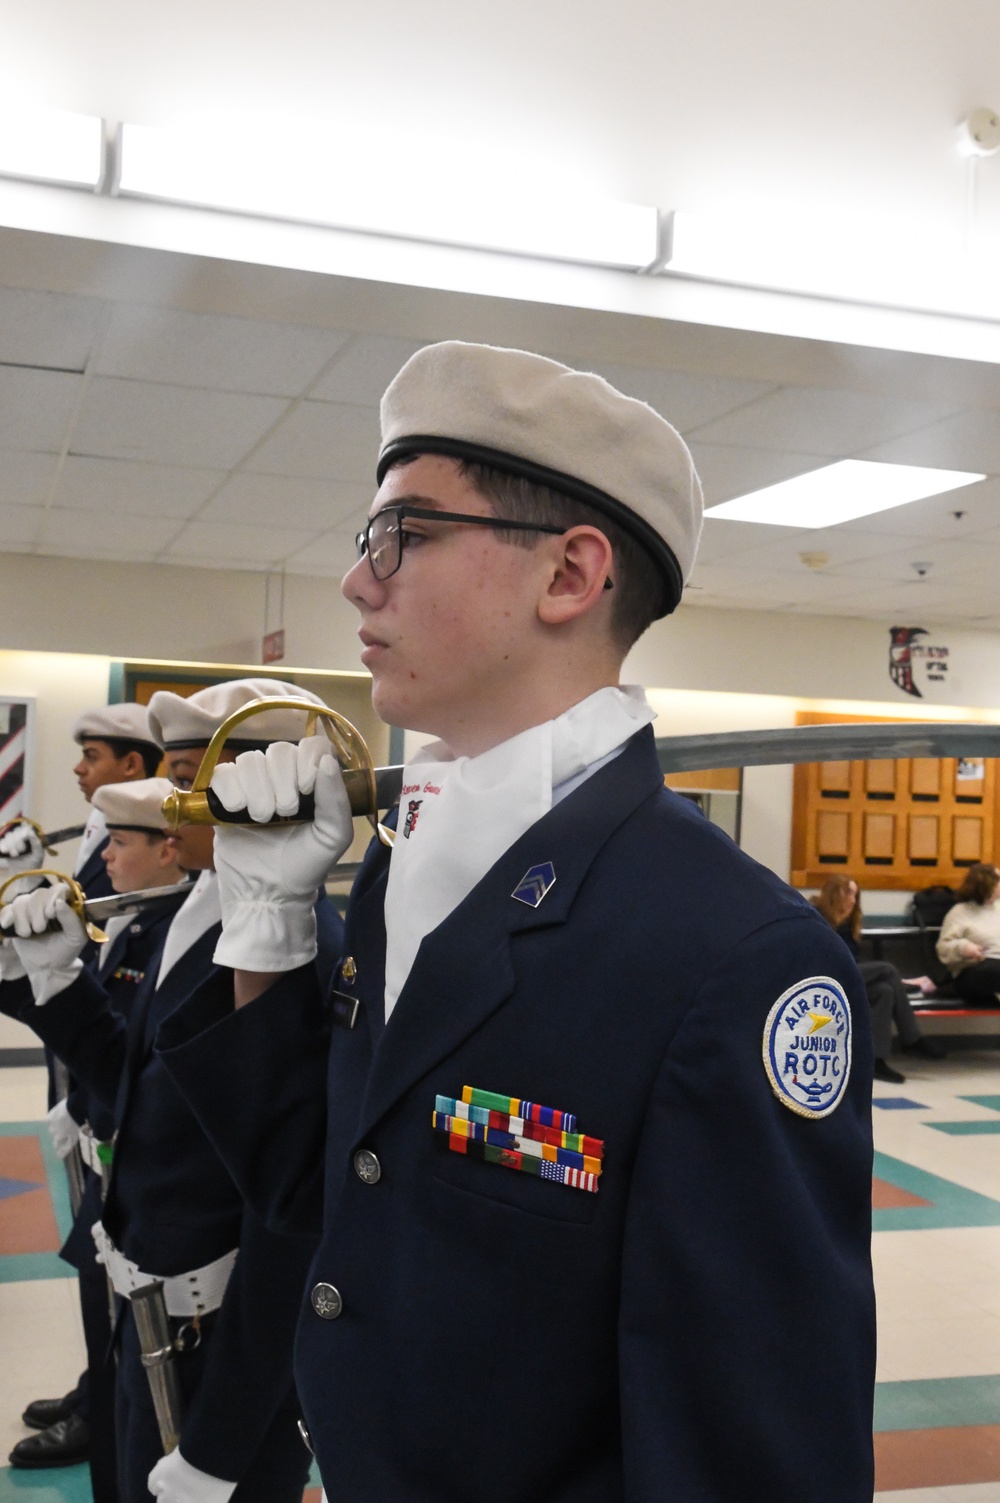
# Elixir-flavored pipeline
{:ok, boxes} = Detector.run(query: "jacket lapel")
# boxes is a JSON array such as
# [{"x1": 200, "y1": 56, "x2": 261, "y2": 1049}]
[{"x1": 354, "y1": 727, "x2": 663, "y2": 1139}]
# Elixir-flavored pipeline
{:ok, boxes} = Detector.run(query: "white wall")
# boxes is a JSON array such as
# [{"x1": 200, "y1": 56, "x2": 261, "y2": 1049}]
[
  {"x1": 3, "y1": 0, "x2": 997, "y2": 243},
  {"x1": 8, "y1": 549, "x2": 1000, "y2": 714}
]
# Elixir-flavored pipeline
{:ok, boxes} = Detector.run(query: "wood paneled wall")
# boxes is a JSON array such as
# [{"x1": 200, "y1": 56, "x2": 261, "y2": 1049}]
[{"x1": 791, "y1": 711, "x2": 999, "y2": 891}]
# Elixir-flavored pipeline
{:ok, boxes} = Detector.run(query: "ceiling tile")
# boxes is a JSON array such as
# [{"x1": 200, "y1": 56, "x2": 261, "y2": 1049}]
[
  {"x1": 200, "y1": 473, "x2": 370, "y2": 531},
  {"x1": 309, "y1": 336, "x2": 426, "y2": 406},
  {"x1": 819, "y1": 536, "x2": 983, "y2": 582},
  {"x1": 686, "y1": 387, "x2": 961, "y2": 456},
  {"x1": 163, "y1": 520, "x2": 319, "y2": 566},
  {"x1": 244, "y1": 401, "x2": 380, "y2": 483},
  {"x1": 860, "y1": 410, "x2": 1000, "y2": 474},
  {"x1": 96, "y1": 305, "x2": 351, "y2": 397},
  {"x1": 0, "y1": 287, "x2": 105, "y2": 371},
  {"x1": 685, "y1": 561, "x2": 864, "y2": 607},
  {"x1": 0, "y1": 451, "x2": 58, "y2": 507},
  {"x1": 54, "y1": 456, "x2": 225, "y2": 518},
  {"x1": 282, "y1": 529, "x2": 358, "y2": 576},
  {"x1": 688, "y1": 442, "x2": 829, "y2": 507},
  {"x1": 0, "y1": 504, "x2": 44, "y2": 547},
  {"x1": 36, "y1": 507, "x2": 180, "y2": 560},
  {"x1": 72, "y1": 378, "x2": 288, "y2": 469},
  {"x1": 584, "y1": 362, "x2": 777, "y2": 433},
  {"x1": 0, "y1": 367, "x2": 82, "y2": 453},
  {"x1": 707, "y1": 524, "x2": 930, "y2": 574}
]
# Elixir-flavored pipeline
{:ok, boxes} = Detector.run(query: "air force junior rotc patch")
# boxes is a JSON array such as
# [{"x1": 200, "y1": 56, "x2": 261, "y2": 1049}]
[{"x1": 762, "y1": 976, "x2": 852, "y2": 1119}]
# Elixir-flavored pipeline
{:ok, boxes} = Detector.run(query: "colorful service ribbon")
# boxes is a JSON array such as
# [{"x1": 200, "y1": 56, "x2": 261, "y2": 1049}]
[{"x1": 434, "y1": 1090, "x2": 603, "y2": 1194}]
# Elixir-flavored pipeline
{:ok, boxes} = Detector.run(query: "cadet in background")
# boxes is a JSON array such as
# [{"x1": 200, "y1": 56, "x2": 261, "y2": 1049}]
[{"x1": 1, "y1": 679, "x2": 344, "y2": 1503}]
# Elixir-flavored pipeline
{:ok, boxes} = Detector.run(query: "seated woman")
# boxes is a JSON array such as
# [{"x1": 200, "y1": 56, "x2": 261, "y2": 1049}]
[
  {"x1": 812, "y1": 876, "x2": 944, "y2": 1084},
  {"x1": 937, "y1": 862, "x2": 1000, "y2": 1005}
]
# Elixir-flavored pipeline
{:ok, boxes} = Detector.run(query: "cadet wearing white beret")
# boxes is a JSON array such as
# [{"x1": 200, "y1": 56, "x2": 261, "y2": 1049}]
[
  {"x1": 156, "y1": 342, "x2": 875, "y2": 1503},
  {"x1": 2, "y1": 679, "x2": 346, "y2": 1503}
]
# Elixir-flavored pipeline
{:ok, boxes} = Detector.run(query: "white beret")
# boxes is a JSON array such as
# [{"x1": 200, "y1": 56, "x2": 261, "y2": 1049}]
[
  {"x1": 92, "y1": 777, "x2": 175, "y2": 833},
  {"x1": 147, "y1": 678, "x2": 329, "y2": 750},
  {"x1": 378, "y1": 341, "x2": 703, "y2": 617},
  {"x1": 73, "y1": 702, "x2": 160, "y2": 748}
]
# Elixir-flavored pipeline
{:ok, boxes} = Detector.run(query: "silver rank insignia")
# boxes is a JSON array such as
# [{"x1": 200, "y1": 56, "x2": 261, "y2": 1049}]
[
  {"x1": 511, "y1": 862, "x2": 557, "y2": 908},
  {"x1": 763, "y1": 976, "x2": 852, "y2": 1119}
]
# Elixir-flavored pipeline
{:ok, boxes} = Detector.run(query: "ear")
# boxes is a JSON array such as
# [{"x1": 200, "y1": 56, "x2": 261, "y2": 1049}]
[
  {"x1": 122, "y1": 751, "x2": 146, "y2": 780},
  {"x1": 536, "y1": 526, "x2": 614, "y2": 627}
]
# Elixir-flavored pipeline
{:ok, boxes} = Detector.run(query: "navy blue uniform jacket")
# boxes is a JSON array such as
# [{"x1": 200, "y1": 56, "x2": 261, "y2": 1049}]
[
  {"x1": 160, "y1": 729, "x2": 876, "y2": 1501},
  {"x1": 4, "y1": 885, "x2": 343, "y2": 1482}
]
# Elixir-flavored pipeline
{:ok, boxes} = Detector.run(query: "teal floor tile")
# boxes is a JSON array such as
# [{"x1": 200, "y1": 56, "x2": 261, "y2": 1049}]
[
  {"x1": 874, "y1": 1374, "x2": 1000, "y2": 1432},
  {"x1": 0, "y1": 1465, "x2": 92, "y2": 1503},
  {"x1": 960, "y1": 1095, "x2": 1000, "y2": 1114},
  {"x1": 873, "y1": 1150, "x2": 1000, "y2": 1230},
  {"x1": 928, "y1": 1120, "x2": 1000, "y2": 1136}
]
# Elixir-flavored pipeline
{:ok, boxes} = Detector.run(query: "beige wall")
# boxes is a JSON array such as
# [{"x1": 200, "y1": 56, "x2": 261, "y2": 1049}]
[{"x1": 5, "y1": 548, "x2": 1000, "y2": 922}]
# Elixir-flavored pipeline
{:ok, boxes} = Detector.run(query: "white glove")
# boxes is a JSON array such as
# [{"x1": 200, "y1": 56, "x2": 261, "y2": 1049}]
[
  {"x1": 0, "y1": 820, "x2": 46, "y2": 897},
  {"x1": 47, "y1": 1098, "x2": 81, "y2": 1160},
  {"x1": 148, "y1": 1448, "x2": 236, "y2": 1503},
  {"x1": 210, "y1": 737, "x2": 353, "y2": 972},
  {"x1": 0, "y1": 881, "x2": 87, "y2": 1004}
]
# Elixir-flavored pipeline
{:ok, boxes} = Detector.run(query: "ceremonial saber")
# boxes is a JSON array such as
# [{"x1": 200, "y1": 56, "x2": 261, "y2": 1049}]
[
  {"x1": 176, "y1": 721, "x2": 1000, "y2": 830},
  {"x1": 0, "y1": 818, "x2": 87, "y2": 851}
]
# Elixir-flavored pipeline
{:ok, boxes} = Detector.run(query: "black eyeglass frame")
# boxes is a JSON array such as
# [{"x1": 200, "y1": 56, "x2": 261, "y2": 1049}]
[{"x1": 355, "y1": 504, "x2": 614, "y2": 588}]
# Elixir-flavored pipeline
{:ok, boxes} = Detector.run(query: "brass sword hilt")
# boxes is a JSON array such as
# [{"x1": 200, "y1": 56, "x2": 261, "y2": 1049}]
[
  {"x1": 0, "y1": 816, "x2": 56, "y2": 853},
  {"x1": 160, "y1": 697, "x2": 395, "y2": 848},
  {"x1": 0, "y1": 869, "x2": 109, "y2": 943}
]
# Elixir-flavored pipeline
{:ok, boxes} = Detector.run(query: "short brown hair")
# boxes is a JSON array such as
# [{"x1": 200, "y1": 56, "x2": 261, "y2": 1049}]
[
  {"x1": 459, "y1": 461, "x2": 666, "y2": 654},
  {"x1": 956, "y1": 863, "x2": 1000, "y2": 905}
]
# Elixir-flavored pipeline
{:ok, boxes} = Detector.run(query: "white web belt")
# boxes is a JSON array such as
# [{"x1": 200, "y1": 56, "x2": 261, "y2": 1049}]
[{"x1": 92, "y1": 1222, "x2": 238, "y2": 1318}]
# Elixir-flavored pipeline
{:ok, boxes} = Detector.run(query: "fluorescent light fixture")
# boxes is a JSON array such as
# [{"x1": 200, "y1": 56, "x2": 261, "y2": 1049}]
[
  {"x1": 666, "y1": 209, "x2": 1000, "y2": 324},
  {"x1": 704, "y1": 460, "x2": 986, "y2": 528},
  {"x1": 117, "y1": 123, "x2": 658, "y2": 269},
  {"x1": 0, "y1": 107, "x2": 103, "y2": 189}
]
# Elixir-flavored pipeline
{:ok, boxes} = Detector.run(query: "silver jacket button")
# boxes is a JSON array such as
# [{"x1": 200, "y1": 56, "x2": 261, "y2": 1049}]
[
  {"x1": 311, "y1": 1282, "x2": 343, "y2": 1320},
  {"x1": 353, "y1": 1149, "x2": 381, "y2": 1184}
]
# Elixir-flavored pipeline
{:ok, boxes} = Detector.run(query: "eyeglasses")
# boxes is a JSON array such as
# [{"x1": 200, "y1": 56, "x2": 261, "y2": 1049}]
[{"x1": 355, "y1": 505, "x2": 567, "y2": 583}]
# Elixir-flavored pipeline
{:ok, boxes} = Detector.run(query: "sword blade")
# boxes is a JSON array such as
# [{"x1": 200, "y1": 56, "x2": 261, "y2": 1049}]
[
  {"x1": 655, "y1": 722, "x2": 1000, "y2": 773},
  {"x1": 83, "y1": 878, "x2": 194, "y2": 924},
  {"x1": 40, "y1": 824, "x2": 87, "y2": 848},
  {"x1": 368, "y1": 725, "x2": 998, "y2": 798}
]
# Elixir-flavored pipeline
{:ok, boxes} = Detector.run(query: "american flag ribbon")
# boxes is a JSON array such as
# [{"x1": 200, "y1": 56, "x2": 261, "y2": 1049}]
[
  {"x1": 439, "y1": 1131, "x2": 599, "y2": 1193},
  {"x1": 433, "y1": 1111, "x2": 601, "y2": 1193}
]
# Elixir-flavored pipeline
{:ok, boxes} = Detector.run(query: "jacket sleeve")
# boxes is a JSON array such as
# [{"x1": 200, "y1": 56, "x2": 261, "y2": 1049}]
[
  {"x1": 0, "y1": 974, "x2": 34, "y2": 1020},
  {"x1": 4, "y1": 968, "x2": 129, "y2": 1112},
  {"x1": 156, "y1": 964, "x2": 331, "y2": 1237},
  {"x1": 178, "y1": 1203, "x2": 317, "y2": 1482},
  {"x1": 937, "y1": 905, "x2": 974, "y2": 971},
  {"x1": 619, "y1": 916, "x2": 875, "y2": 1503}
]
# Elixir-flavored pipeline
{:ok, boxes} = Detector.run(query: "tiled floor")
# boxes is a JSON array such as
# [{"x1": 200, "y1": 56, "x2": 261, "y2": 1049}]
[{"x1": 3, "y1": 1057, "x2": 1000, "y2": 1501}]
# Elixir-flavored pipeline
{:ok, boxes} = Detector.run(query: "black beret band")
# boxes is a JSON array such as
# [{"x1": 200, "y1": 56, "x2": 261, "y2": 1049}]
[
  {"x1": 161, "y1": 738, "x2": 277, "y2": 753},
  {"x1": 377, "y1": 435, "x2": 684, "y2": 617}
]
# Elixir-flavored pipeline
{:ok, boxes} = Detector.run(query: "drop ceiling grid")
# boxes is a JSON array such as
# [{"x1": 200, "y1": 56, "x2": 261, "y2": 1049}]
[{"x1": 0, "y1": 283, "x2": 998, "y2": 610}]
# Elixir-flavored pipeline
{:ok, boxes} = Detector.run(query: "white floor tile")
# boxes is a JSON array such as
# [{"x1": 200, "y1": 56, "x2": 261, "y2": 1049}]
[
  {"x1": 0, "y1": 1064, "x2": 47, "y2": 1123},
  {"x1": 0, "y1": 1278, "x2": 86, "y2": 1458}
]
